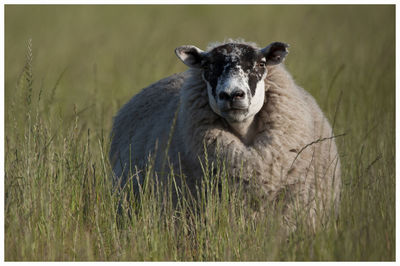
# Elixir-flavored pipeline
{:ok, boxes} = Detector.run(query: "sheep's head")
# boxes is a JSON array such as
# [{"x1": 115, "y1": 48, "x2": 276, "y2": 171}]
[{"x1": 175, "y1": 41, "x2": 289, "y2": 124}]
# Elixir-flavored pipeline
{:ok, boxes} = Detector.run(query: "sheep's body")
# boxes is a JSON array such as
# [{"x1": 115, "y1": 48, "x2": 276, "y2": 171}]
[{"x1": 110, "y1": 42, "x2": 341, "y2": 229}]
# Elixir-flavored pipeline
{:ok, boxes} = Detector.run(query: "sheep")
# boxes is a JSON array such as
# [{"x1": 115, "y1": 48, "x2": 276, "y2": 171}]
[{"x1": 109, "y1": 39, "x2": 341, "y2": 230}]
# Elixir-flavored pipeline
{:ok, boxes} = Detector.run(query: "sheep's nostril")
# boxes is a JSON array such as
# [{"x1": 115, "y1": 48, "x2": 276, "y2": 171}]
[
  {"x1": 219, "y1": 90, "x2": 245, "y2": 101},
  {"x1": 218, "y1": 92, "x2": 230, "y2": 101}
]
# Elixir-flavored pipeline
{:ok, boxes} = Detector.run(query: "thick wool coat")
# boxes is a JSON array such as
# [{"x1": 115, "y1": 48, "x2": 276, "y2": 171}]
[{"x1": 110, "y1": 63, "x2": 341, "y2": 228}]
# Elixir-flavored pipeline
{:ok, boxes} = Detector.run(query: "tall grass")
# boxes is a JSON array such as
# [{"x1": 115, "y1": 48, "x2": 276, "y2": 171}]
[{"x1": 5, "y1": 5, "x2": 395, "y2": 261}]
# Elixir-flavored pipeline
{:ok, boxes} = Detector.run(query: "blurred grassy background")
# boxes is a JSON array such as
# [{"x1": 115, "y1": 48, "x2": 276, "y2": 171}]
[
  {"x1": 6, "y1": 5, "x2": 394, "y2": 124},
  {"x1": 5, "y1": 5, "x2": 395, "y2": 261}
]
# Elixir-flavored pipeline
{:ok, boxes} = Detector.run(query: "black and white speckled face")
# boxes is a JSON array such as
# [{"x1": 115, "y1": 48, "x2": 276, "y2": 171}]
[
  {"x1": 175, "y1": 41, "x2": 289, "y2": 123},
  {"x1": 201, "y1": 43, "x2": 267, "y2": 122}
]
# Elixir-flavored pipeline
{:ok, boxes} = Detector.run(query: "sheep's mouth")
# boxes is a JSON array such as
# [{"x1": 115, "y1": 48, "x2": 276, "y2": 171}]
[
  {"x1": 221, "y1": 108, "x2": 248, "y2": 116},
  {"x1": 221, "y1": 106, "x2": 248, "y2": 112},
  {"x1": 220, "y1": 108, "x2": 249, "y2": 122},
  {"x1": 230, "y1": 106, "x2": 248, "y2": 110}
]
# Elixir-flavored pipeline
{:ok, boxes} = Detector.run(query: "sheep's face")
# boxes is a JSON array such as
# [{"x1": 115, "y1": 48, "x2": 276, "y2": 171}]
[{"x1": 176, "y1": 41, "x2": 289, "y2": 123}]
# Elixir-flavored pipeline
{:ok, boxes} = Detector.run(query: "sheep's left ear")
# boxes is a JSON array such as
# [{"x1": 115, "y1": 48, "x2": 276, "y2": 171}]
[
  {"x1": 261, "y1": 42, "x2": 289, "y2": 65},
  {"x1": 175, "y1": 45, "x2": 205, "y2": 68}
]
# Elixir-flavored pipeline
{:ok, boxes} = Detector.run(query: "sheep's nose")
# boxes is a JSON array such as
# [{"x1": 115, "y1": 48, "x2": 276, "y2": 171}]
[
  {"x1": 231, "y1": 90, "x2": 245, "y2": 101},
  {"x1": 218, "y1": 90, "x2": 245, "y2": 101}
]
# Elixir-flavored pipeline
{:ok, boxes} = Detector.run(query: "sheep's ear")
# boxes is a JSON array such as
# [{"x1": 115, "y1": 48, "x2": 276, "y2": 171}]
[
  {"x1": 175, "y1": 45, "x2": 205, "y2": 68},
  {"x1": 261, "y1": 42, "x2": 289, "y2": 65}
]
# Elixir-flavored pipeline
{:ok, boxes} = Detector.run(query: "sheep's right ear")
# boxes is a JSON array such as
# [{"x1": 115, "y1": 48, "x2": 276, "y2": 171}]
[{"x1": 175, "y1": 45, "x2": 205, "y2": 68}]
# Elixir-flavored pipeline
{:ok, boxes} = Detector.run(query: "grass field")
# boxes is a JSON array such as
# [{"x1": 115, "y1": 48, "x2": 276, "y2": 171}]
[{"x1": 4, "y1": 5, "x2": 395, "y2": 261}]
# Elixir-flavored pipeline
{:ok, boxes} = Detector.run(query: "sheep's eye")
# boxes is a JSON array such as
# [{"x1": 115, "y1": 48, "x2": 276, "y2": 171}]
[{"x1": 259, "y1": 62, "x2": 266, "y2": 67}]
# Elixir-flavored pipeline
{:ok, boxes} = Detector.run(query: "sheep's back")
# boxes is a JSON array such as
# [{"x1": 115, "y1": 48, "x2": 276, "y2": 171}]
[{"x1": 110, "y1": 73, "x2": 185, "y2": 182}]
